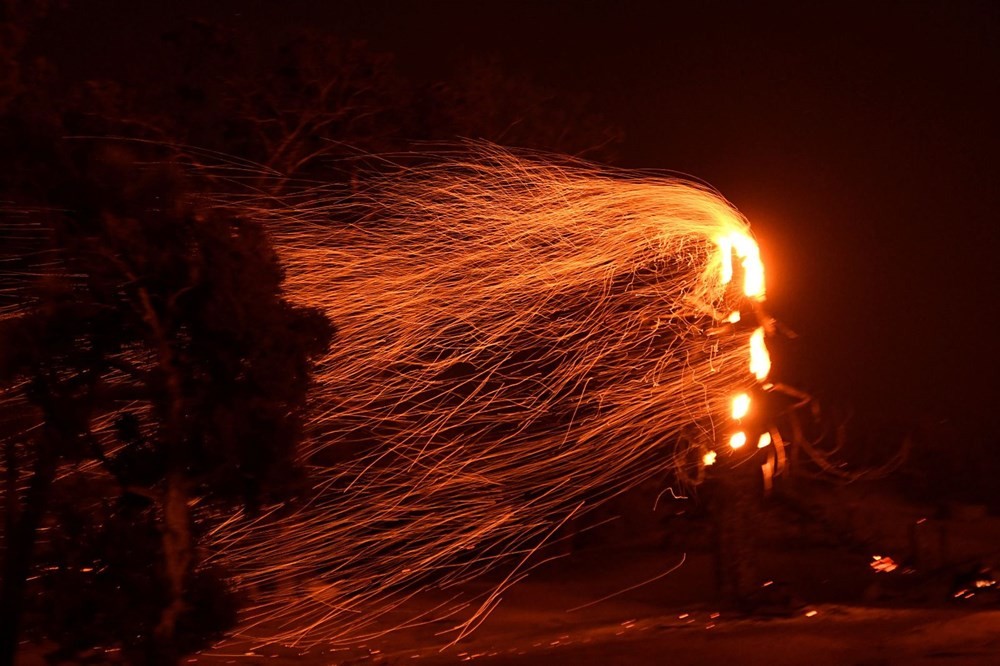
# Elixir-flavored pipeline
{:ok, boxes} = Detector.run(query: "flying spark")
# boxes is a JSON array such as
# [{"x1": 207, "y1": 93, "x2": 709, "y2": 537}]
[{"x1": 197, "y1": 144, "x2": 771, "y2": 646}]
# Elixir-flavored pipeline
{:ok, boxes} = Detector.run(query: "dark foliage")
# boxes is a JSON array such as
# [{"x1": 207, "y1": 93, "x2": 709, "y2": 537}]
[
  {"x1": 27, "y1": 490, "x2": 239, "y2": 663},
  {"x1": 1, "y1": 81, "x2": 332, "y2": 665}
]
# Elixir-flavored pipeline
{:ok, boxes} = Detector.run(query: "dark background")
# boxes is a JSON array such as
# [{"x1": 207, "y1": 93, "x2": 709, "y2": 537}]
[{"x1": 31, "y1": 0, "x2": 1000, "y2": 429}]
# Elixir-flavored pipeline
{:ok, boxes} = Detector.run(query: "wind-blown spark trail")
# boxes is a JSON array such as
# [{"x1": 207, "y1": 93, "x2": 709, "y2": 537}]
[{"x1": 205, "y1": 144, "x2": 769, "y2": 646}]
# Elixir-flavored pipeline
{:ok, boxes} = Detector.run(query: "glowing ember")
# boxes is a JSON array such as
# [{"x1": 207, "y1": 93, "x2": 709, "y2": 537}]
[
  {"x1": 871, "y1": 555, "x2": 899, "y2": 573},
  {"x1": 703, "y1": 451, "x2": 718, "y2": 466},
  {"x1": 729, "y1": 431, "x2": 748, "y2": 449},
  {"x1": 731, "y1": 393, "x2": 751, "y2": 419},
  {"x1": 757, "y1": 432, "x2": 772, "y2": 448}
]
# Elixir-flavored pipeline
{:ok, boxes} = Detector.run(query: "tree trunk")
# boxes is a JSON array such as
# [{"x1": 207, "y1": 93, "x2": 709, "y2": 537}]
[
  {"x1": 0, "y1": 435, "x2": 57, "y2": 666},
  {"x1": 132, "y1": 283, "x2": 194, "y2": 664},
  {"x1": 152, "y1": 469, "x2": 193, "y2": 665},
  {"x1": 3, "y1": 439, "x2": 18, "y2": 552}
]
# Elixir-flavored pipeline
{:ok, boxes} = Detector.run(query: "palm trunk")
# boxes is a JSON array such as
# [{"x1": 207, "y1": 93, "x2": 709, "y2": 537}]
[{"x1": 711, "y1": 461, "x2": 761, "y2": 610}]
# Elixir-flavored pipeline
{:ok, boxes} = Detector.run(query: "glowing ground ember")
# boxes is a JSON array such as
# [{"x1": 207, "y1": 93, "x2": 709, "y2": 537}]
[
  {"x1": 207, "y1": 144, "x2": 772, "y2": 646},
  {"x1": 871, "y1": 555, "x2": 900, "y2": 573}
]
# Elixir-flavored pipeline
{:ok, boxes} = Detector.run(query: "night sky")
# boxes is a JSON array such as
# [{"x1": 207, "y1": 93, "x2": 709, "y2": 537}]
[{"x1": 34, "y1": 0, "x2": 1000, "y2": 428}]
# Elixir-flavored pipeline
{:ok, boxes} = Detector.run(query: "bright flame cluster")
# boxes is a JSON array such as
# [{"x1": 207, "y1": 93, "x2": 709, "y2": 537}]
[
  {"x1": 206, "y1": 145, "x2": 765, "y2": 646},
  {"x1": 710, "y1": 226, "x2": 772, "y2": 458},
  {"x1": 716, "y1": 231, "x2": 765, "y2": 299}
]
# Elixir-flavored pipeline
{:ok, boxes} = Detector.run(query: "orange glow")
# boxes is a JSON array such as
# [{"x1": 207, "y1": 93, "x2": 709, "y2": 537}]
[
  {"x1": 703, "y1": 450, "x2": 717, "y2": 466},
  {"x1": 729, "y1": 431, "x2": 747, "y2": 449},
  {"x1": 757, "y1": 432, "x2": 772, "y2": 448},
  {"x1": 731, "y1": 393, "x2": 751, "y2": 419},
  {"x1": 749, "y1": 327, "x2": 770, "y2": 380},
  {"x1": 726, "y1": 311, "x2": 741, "y2": 324}
]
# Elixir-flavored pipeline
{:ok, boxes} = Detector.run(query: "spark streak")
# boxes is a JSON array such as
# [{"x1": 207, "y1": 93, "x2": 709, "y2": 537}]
[{"x1": 203, "y1": 144, "x2": 767, "y2": 646}]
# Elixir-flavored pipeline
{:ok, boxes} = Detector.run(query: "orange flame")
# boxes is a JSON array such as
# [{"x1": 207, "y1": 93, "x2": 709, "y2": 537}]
[
  {"x1": 757, "y1": 432, "x2": 772, "y2": 448},
  {"x1": 717, "y1": 231, "x2": 765, "y2": 300},
  {"x1": 717, "y1": 235, "x2": 734, "y2": 285},
  {"x1": 749, "y1": 327, "x2": 770, "y2": 381},
  {"x1": 731, "y1": 393, "x2": 751, "y2": 419},
  {"x1": 729, "y1": 431, "x2": 747, "y2": 449}
]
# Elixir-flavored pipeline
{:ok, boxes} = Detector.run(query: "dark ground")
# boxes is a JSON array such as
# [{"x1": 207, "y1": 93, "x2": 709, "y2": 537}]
[
  {"x1": 202, "y1": 481, "x2": 1000, "y2": 665},
  {"x1": 20, "y1": 480, "x2": 998, "y2": 665}
]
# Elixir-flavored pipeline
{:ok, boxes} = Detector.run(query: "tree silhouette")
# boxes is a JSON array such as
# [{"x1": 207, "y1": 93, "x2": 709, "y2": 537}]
[{"x1": 0, "y1": 110, "x2": 331, "y2": 662}]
